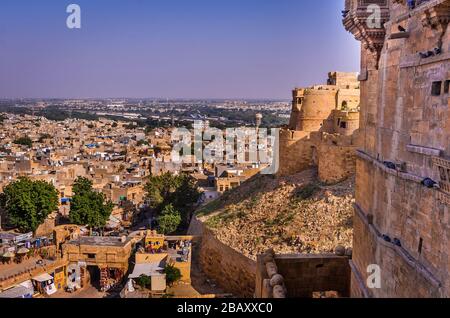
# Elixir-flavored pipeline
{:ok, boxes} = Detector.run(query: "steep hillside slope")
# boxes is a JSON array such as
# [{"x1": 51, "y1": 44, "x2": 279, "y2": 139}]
[{"x1": 196, "y1": 170, "x2": 354, "y2": 260}]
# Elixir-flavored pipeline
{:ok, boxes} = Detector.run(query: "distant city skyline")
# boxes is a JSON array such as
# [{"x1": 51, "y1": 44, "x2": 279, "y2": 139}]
[{"x1": 0, "y1": 0, "x2": 360, "y2": 100}]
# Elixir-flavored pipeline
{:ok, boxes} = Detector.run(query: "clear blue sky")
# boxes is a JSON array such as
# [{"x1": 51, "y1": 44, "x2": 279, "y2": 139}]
[{"x1": 0, "y1": 0, "x2": 360, "y2": 99}]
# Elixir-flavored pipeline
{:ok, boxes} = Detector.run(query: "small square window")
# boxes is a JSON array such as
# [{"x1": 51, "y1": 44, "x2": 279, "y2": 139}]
[
  {"x1": 444, "y1": 80, "x2": 450, "y2": 94},
  {"x1": 431, "y1": 81, "x2": 442, "y2": 96}
]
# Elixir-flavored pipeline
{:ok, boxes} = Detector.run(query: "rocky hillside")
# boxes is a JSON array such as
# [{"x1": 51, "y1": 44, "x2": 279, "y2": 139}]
[{"x1": 196, "y1": 170, "x2": 354, "y2": 260}]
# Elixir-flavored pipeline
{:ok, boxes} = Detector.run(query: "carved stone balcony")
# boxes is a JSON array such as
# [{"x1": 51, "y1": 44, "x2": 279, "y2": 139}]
[
  {"x1": 420, "y1": 0, "x2": 450, "y2": 31},
  {"x1": 343, "y1": 0, "x2": 390, "y2": 66},
  {"x1": 432, "y1": 156, "x2": 450, "y2": 195}
]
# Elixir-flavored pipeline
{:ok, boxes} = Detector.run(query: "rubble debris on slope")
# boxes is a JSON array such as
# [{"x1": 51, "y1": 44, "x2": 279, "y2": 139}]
[{"x1": 197, "y1": 170, "x2": 354, "y2": 260}]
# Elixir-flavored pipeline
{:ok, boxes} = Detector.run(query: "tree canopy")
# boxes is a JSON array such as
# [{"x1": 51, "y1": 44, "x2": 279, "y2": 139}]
[
  {"x1": 69, "y1": 177, "x2": 113, "y2": 229},
  {"x1": 13, "y1": 136, "x2": 33, "y2": 148},
  {"x1": 164, "y1": 264, "x2": 182, "y2": 286},
  {"x1": 0, "y1": 178, "x2": 58, "y2": 233},
  {"x1": 135, "y1": 275, "x2": 151, "y2": 289},
  {"x1": 157, "y1": 204, "x2": 182, "y2": 235},
  {"x1": 144, "y1": 173, "x2": 201, "y2": 231}
]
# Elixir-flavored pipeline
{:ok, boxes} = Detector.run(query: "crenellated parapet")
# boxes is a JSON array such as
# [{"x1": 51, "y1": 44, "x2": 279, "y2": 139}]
[{"x1": 343, "y1": 0, "x2": 390, "y2": 67}]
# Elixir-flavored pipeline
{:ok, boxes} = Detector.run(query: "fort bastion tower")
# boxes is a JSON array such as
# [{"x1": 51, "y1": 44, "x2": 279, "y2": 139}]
[
  {"x1": 343, "y1": 0, "x2": 450, "y2": 297},
  {"x1": 288, "y1": 72, "x2": 360, "y2": 132},
  {"x1": 278, "y1": 72, "x2": 361, "y2": 183}
]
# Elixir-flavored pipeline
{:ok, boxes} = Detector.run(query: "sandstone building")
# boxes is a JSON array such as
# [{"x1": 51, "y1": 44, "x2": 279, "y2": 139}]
[
  {"x1": 343, "y1": 0, "x2": 450, "y2": 297},
  {"x1": 279, "y1": 72, "x2": 361, "y2": 184}
]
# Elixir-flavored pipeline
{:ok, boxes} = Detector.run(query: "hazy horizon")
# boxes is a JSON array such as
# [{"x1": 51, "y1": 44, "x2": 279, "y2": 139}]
[{"x1": 0, "y1": 0, "x2": 360, "y2": 100}]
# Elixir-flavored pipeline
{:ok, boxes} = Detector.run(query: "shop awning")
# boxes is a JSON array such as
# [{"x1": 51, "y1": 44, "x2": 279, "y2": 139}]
[
  {"x1": 33, "y1": 273, "x2": 53, "y2": 282},
  {"x1": 129, "y1": 263, "x2": 164, "y2": 278}
]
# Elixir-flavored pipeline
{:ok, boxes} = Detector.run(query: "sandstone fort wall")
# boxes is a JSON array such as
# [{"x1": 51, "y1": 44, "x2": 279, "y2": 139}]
[
  {"x1": 343, "y1": 0, "x2": 450, "y2": 297},
  {"x1": 188, "y1": 216, "x2": 256, "y2": 298},
  {"x1": 255, "y1": 253, "x2": 351, "y2": 298}
]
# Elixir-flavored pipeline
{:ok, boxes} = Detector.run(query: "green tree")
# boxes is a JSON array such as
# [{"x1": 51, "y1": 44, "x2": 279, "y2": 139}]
[
  {"x1": 144, "y1": 173, "x2": 201, "y2": 228},
  {"x1": 157, "y1": 204, "x2": 181, "y2": 234},
  {"x1": 171, "y1": 175, "x2": 202, "y2": 226},
  {"x1": 145, "y1": 173, "x2": 179, "y2": 209},
  {"x1": 135, "y1": 274, "x2": 151, "y2": 289},
  {"x1": 72, "y1": 177, "x2": 93, "y2": 195},
  {"x1": 13, "y1": 136, "x2": 33, "y2": 148},
  {"x1": 69, "y1": 177, "x2": 113, "y2": 229},
  {"x1": 163, "y1": 264, "x2": 182, "y2": 286},
  {"x1": 0, "y1": 178, "x2": 58, "y2": 233}
]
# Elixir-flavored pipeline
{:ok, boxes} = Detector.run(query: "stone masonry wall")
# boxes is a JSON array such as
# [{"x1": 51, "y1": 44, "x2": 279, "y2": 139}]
[
  {"x1": 277, "y1": 129, "x2": 314, "y2": 177},
  {"x1": 344, "y1": 0, "x2": 450, "y2": 298},
  {"x1": 318, "y1": 144, "x2": 357, "y2": 184},
  {"x1": 352, "y1": 155, "x2": 448, "y2": 297},
  {"x1": 188, "y1": 217, "x2": 256, "y2": 298},
  {"x1": 255, "y1": 253, "x2": 351, "y2": 298}
]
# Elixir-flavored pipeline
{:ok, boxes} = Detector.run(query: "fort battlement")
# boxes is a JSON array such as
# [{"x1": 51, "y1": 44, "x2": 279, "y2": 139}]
[{"x1": 278, "y1": 72, "x2": 361, "y2": 184}]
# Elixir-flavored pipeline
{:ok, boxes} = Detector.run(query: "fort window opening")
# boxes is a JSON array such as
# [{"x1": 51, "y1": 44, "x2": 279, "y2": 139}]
[
  {"x1": 444, "y1": 80, "x2": 450, "y2": 94},
  {"x1": 340, "y1": 121, "x2": 348, "y2": 129},
  {"x1": 87, "y1": 253, "x2": 96, "y2": 259},
  {"x1": 431, "y1": 81, "x2": 442, "y2": 96},
  {"x1": 418, "y1": 238, "x2": 423, "y2": 255},
  {"x1": 342, "y1": 101, "x2": 348, "y2": 109}
]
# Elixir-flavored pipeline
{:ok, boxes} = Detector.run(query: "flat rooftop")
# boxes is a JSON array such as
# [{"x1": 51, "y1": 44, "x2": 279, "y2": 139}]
[
  {"x1": 68, "y1": 236, "x2": 132, "y2": 247},
  {"x1": 0, "y1": 257, "x2": 56, "y2": 282}
]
